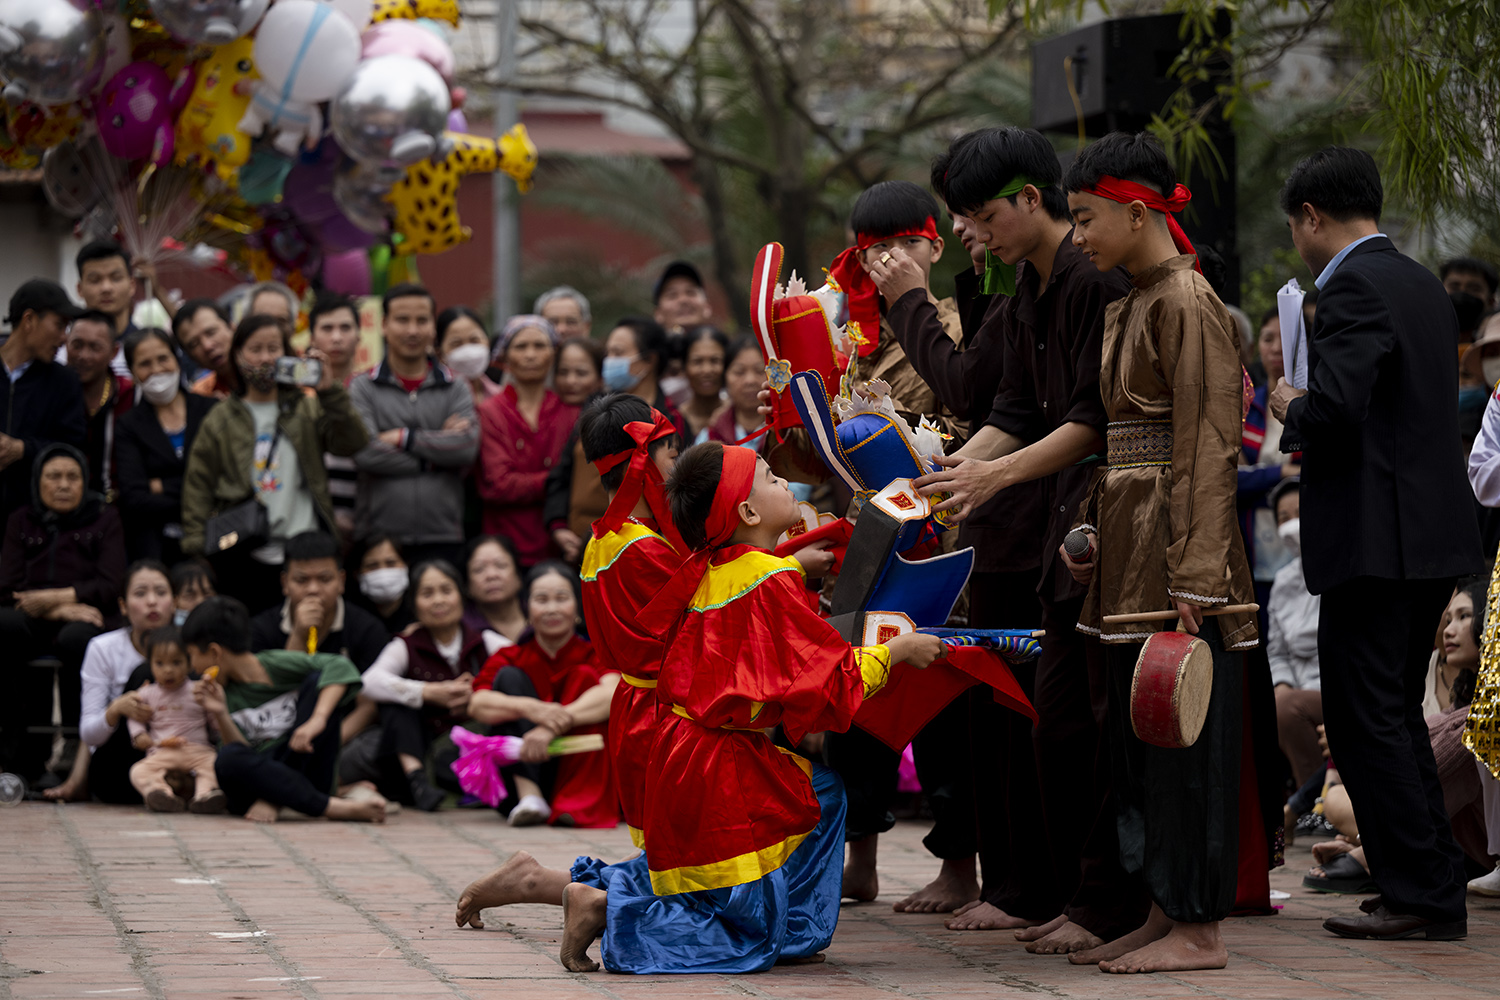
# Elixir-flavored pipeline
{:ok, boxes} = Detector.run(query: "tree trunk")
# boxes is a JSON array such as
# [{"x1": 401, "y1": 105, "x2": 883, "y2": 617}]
[{"x1": 692, "y1": 155, "x2": 749, "y2": 328}]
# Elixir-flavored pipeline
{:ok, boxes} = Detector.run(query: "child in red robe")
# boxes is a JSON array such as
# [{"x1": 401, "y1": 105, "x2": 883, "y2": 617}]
[{"x1": 556, "y1": 442, "x2": 944, "y2": 974}]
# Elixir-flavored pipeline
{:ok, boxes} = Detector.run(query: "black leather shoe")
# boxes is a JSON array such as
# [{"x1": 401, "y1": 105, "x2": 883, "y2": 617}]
[{"x1": 1324, "y1": 905, "x2": 1466, "y2": 941}]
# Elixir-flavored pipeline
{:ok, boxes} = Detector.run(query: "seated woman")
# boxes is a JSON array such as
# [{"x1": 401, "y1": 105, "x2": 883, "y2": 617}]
[
  {"x1": 469, "y1": 561, "x2": 619, "y2": 828},
  {"x1": 1305, "y1": 580, "x2": 1486, "y2": 893},
  {"x1": 44, "y1": 560, "x2": 176, "y2": 803},
  {"x1": 0, "y1": 445, "x2": 127, "y2": 787},
  {"x1": 461, "y1": 535, "x2": 527, "y2": 643},
  {"x1": 1266, "y1": 480, "x2": 1323, "y2": 788},
  {"x1": 115, "y1": 327, "x2": 219, "y2": 564},
  {"x1": 360, "y1": 560, "x2": 509, "y2": 811}
]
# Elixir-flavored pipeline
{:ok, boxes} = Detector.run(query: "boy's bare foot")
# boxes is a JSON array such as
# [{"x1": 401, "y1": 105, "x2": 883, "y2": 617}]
[
  {"x1": 42, "y1": 776, "x2": 88, "y2": 802},
  {"x1": 1100, "y1": 920, "x2": 1227, "y2": 974},
  {"x1": 842, "y1": 836, "x2": 879, "y2": 902},
  {"x1": 945, "y1": 901, "x2": 1045, "y2": 931},
  {"x1": 246, "y1": 799, "x2": 279, "y2": 824},
  {"x1": 455, "y1": 851, "x2": 572, "y2": 928},
  {"x1": 1069, "y1": 904, "x2": 1171, "y2": 965},
  {"x1": 324, "y1": 795, "x2": 386, "y2": 823},
  {"x1": 560, "y1": 883, "x2": 606, "y2": 972},
  {"x1": 892, "y1": 858, "x2": 980, "y2": 913},
  {"x1": 1021, "y1": 916, "x2": 1104, "y2": 954},
  {"x1": 145, "y1": 788, "x2": 185, "y2": 813}
]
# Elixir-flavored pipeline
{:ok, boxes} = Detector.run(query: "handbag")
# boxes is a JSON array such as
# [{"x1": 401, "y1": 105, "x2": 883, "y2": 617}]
[{"x1": 203, "y1": 422, "x2": 280, "y2": 554}]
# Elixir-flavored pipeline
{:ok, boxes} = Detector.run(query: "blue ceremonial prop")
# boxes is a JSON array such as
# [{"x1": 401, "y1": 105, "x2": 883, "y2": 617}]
[{"x1": 918, "y1": 628, "x2": 1043, "y2": 661}]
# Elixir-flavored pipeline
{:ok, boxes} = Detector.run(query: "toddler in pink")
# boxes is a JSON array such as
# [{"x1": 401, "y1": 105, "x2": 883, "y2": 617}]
[{"x1": 128, "y1": 627, "x2": 226, "y2": 813}]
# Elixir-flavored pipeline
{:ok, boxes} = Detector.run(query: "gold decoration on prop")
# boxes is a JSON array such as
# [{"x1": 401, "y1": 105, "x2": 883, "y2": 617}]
[{"x1": 1464, "y1": 556, "x2": 1500, "y2": 778}]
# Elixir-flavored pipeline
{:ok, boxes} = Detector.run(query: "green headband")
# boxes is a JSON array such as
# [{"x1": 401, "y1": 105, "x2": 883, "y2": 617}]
[{"x1": 977, "y1": 176, "x2": 1038, "y2": 297}]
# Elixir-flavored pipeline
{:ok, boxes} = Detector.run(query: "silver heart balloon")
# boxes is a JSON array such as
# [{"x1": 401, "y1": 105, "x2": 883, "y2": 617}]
[
  {"x1": 146, "y1": 0, "x2": 270, "y2": 45},
  {"x1": 333, "y1": 159, "x2": 397, "y2": 234},
  {"x1": 0, "y1": 0, "x2": 105, "y2": 105},
  {"x1": 330, "y1": 54, "x2": 449, "y2": 169},
  {"x1": 40, "y1": 137, "x2": 100, "y2": 218}
]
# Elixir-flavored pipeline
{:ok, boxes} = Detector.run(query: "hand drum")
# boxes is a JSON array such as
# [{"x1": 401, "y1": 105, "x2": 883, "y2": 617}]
[{"x1": 1130, "y1": 631, "x2": 1213, "y2": 749}]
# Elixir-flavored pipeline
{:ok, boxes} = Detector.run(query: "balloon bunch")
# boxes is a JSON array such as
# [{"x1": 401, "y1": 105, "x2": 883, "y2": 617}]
[{"x1": 0, "y1": 0, "x2": 538, "y2": 294}]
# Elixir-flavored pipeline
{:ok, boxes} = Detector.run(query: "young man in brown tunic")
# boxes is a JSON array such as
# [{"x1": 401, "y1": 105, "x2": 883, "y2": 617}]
[{"x1": 1052, "y1": 131, "x2": 1257, "y2": 974}]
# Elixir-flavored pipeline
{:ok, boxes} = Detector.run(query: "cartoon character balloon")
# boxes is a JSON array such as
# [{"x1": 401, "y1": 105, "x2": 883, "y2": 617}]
[
  {"x1": 369, "y1": 0, "x2": 458, "y2": 27},
  {"x1": 147, "y1": 0, "x2": 269, "y2": 44},
  {"x1": 360, "y1": 19, "x2": 454, "y2": 81},
  {"x1": 0, "y1": 0, "x2": 106, "y2": 105},
  {"x1": 240, "y1": 0, "x2": 362, "y2": 156},
  {"x1": 389, "y1": 124, "x2": 537, "y2": 255},
  {"x1": 330, "y1": 54, "x2": 449, "y2": 168},
  {"x1": 41, "y1": 138, "x2": 99, "y2": 217},
  {"x1": 174, "y1": 35, "x2": 257, "y2": 182},
  {"x1": 96, "y1": 61, "x2": 194, "y2": 167},
  {"x1": 5, "y1": 99, "x2": 86, "y2": 151}
]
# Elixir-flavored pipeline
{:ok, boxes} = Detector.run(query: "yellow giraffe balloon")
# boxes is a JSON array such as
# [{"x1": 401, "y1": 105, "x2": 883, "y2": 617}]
[
  {"x1": 369, "y1": 0, "x2": 460, "y2": 27},
  {"x1": 389, "y1": 123, "x2": 538, "y2": 256}
]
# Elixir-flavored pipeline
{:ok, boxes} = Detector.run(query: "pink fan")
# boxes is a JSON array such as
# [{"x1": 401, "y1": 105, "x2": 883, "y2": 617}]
[{"x1": 448, "y1": 727, "x2": 605, "y2": 807}]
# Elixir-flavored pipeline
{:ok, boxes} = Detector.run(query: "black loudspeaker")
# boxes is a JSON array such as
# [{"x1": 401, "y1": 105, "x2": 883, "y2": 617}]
[{"x1": 1031, "y1": 13, "x2": 1239, "y2": 304}]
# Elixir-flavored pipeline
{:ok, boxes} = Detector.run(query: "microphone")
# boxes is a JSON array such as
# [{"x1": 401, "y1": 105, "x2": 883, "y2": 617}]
[{"x1": 1063, "y1": 528, "x2": 1094, "y2": 564}]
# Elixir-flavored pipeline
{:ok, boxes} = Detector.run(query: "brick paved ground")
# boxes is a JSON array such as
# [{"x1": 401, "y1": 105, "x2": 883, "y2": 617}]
[{"x1": 2, "y1": 803, "x2": 1497, "y2": 1000}]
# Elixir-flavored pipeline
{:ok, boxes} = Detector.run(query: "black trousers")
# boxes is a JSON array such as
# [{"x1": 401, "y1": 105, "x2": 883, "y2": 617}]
[
  {"x1": 373, "y1": 702, "x2": 463, "y2": 803},
  {"x1": 215, "y1": 673, "x2": 350, "y2": 816},
  {"x1": 487, "y1": 666, "x2": 558, "y2": 813},
  {"x1": 968, "y1": 568, "x2": 1050, "y2": 917},
  {"x1": 912, "y1": 693, "x2": 979, "y2": 859},
  {"x1": 1319, "y1": 576, "x2": 1467, "y2": 922},
  {"x1": 824, "y1": 725, "x2": 900, "y2": 842},
  {"x1": 1105, "y1": 618, "x2": 1243, "y2": 924},
  {"x1": 0, "y1": 610, "x2": 99, "y2": 781}
]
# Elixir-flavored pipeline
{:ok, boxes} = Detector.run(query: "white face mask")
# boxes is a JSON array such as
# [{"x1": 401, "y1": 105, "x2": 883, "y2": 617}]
[
  {"x1": 142, "y1": 371, "x2": 180, "y2": 406},
  {"x1": 445, "y1": 343, "x2": 491, "y2": 380},
  {"x1": 1277, "y1": 517, "x2": 1301, "y2": 557},
  {"x1": 1483, "y1": 356, "x2": 1500, "y2": 389},
  {"x1": 360, "y1": 566, "x2": 408, "y2": 604}
]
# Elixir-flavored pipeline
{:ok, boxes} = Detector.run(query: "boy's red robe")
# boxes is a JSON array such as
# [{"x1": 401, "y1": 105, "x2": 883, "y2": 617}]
[
  {"x1": 474, "y1": 635, "x2": 619, "y2": 829},
  {"x1": 580, "y1": 516, "x2": 682, "y2": 846},
  {"x1": 643, "y1": 545, "x2": 891, "y2": 896}
]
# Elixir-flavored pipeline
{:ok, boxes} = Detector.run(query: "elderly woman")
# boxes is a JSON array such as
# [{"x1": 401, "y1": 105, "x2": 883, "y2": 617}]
[
  {"x1": 0, "y1": 444, "x2": 127, "y2": 787},
  {"x1": 476, "y1": 315, "x2": 579, "y2": 567}
]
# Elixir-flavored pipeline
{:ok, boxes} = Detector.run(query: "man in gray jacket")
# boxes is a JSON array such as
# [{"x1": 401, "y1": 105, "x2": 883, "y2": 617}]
[{"x1": 349, "y1": 284, "x2": 478, "y2": 568}]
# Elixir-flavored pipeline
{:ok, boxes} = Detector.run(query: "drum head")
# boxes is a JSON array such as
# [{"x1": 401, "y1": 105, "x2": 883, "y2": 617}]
[{"x1": 1130, "y1": 631, "x2": 1214, "y2": 749}]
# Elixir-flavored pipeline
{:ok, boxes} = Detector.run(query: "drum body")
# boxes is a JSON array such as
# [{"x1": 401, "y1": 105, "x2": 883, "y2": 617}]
[{"x1": 1130, "y1": 631, "x2": 1214, "y2": 749}]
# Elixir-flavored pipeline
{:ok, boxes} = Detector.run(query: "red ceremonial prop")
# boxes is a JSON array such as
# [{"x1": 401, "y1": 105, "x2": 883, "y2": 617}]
[
  {"x1": 773, "y1": 517, "x2": 853, "y2": 575},
  {"x1": 854, "y1": 645, "x2": 1036, "y2": 752},
  {"x1": 751, "y1": 242, "x2": 847, "y2": 433},
  {"x1": 1129, "y1": 631, "x2": 1214, "y2": 749}
]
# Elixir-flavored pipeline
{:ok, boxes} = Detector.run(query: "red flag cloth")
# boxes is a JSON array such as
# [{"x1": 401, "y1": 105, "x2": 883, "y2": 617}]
[
  {"x1": 591, "y1": 409, "x2": 686, "y2": 552},
  {"x1": 1082, "y1": 175, "x2": 1202, "y2": 275},
  {"x1": 853, "y1": 645, "x2": 1037, "y2": 752},
  {"x1": 828, "y1": 215, "x2": 941, "y2": 356},
  {"x1": 772, "y1": 516, "x2": 853, "y2": 575}
]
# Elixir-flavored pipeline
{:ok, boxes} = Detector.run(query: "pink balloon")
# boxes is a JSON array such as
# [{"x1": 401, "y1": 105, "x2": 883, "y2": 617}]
[
  {"x1": 360, "y1": 21, "x2": 454, "y2": 82},
  {"x1": 446, "y1": 109, "x2": 467, "y2": 133},
  {"x1": 96, "y1": 61, "x2": 194, "y2": 166},
  {"x1": 323, "y1": 249, "x2": 371, "y2": 295}
]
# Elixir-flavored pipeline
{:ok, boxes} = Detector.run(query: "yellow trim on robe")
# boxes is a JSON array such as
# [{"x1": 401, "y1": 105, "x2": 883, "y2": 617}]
[
  {"x1": 688, "y1": 550, "x2": 804, "y2": 614},
  {"x1": 620, "y1": 673, "x2": 657, "y2": 689},
  {"x1": 580, "y1": 521, "x2": 662, "y2": 582},
  {"x1": 628, "y1": 824, "x2": 646, "y2": 849},
  {"x1": 670, "y1": 704, "x2": 766, "y2": 730},
  {"x1": 855, "y1": 645, "x2": 893, "y2": 697},
  {"x1": 647, "y1": 748, "x2": 817, "y2": 895}
]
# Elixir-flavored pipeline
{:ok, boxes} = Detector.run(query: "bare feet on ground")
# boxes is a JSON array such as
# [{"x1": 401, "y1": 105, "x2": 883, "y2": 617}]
[
  {"x1": 323, "y1": 794, "x2": 387, "y2": 823},
  {"x1": 1099, "y1": 920, "x2": 1227, "y2": 974},
  {"x1": 456, "y1": 851, "x2": 571, "y2": 928},
  {"x1": 1069, "y1": 904, "x2": 1172, "y2": 965},
  {"x1": 945, "y1": 901, "x2": 1046, "y2": 931},
  {"x1": 1017, "y1": 915, "x2": 1104, "y2": 954},
  {"x1": 245, "y1": 799, "x2": 279, "y2": 823},
  {"x1": 892, "y1": 859, "x2": 980, "y2": 913},
  {"x1": 42, "y1": 777, "x2": 88, "y2": 802},
  {"x1": 842, "y1": 837, "x2": 879, "y2": 901},
  {"x1": 560, "y1": 883, "x2": 607, "y2": 973}
]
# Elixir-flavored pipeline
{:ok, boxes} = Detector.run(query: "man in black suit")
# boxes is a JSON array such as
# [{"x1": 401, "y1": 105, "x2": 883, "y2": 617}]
[{"x1": 1270, "y1": 147, "x2": 1483, "y2": 940}]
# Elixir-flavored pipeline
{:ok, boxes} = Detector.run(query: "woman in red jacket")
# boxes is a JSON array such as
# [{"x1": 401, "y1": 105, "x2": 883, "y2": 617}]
[
  {"x1": 469, "y1": 561, "x2": 618, "y2": 828},
  {"x1": 476, "y1": 316, "x2": 579, "y2": 567}
]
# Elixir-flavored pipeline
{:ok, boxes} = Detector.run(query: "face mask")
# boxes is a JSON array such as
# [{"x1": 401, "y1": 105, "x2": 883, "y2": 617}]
[
  {"x1": 172, "y1": 608, "x2": 189, "y2": 627},
  {"x1": 241, "y1": 362, "x2": 276, "y2": 393},
  {"x1": 360, "y1": 566, "x2": 408, "y2": 604},
  {"x1": 1277, "y1": 517, "x2": 1301, "y2": 557},
  {"x1": 1483, "y1": 356, "x2": 1500, "y2": 389},
  {"x1": 602, "y1": 355, "x2": 642, "y2": 392},
  {"x1": 1459, "y1": 384, "x2": 1488, "y2": 416},
  {"x1": 659, "y1": 373, "x2": 689, "y2": 398},
  {"x1": 445, "y1": 343, "x2": 490, "y2": 380},
  {"x1": 141, "y1": 371, "x2": 180, "y2": 406},
  {"x1": 1450, "y1": 290, "x2": 1486, "y2": 334}
]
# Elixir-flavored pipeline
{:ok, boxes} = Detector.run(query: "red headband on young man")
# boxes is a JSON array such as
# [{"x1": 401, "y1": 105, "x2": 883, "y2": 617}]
[
  {"x1": 639, "y1": 445, "x2": 759, "y2": 637},
  {"x1": 828, "y1": 215, "x2": 941, "y2": 357},
  {"x1": 592, "y1": 409, "x2": 686, "y2": 551},
  {"x1": 1083, "y1": 176, "x2": 1201, "y2": 274}
]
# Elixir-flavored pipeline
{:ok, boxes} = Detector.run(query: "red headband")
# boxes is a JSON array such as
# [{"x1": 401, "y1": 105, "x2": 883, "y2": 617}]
[
  {"x1": 828, "y1": 215, "x2": 940, "y2": 357},
  {"x1": 592, "y1": 409, "x2": 685, "y2": 551},
  {"x1": 638, "y1": 445, "x2": 759, "y2": 637},
  {"x1": 1083, "y1": 176, "x2": 1201, "y2": 274}
]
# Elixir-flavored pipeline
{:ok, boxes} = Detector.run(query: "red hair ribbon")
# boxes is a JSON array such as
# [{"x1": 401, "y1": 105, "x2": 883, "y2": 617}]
[
  {"x1": 638, "y1": 444, "x2": 760, "y2": 637},
  {"x1": 592, "y1": 409, "x2": 685, "y2": 552},
  {"x1": 828, "y1": 215, "x2": 941, "y2": 357},
  {"x1": 1083, "y1": 176, "x2": 1201, "y2": 274}
]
